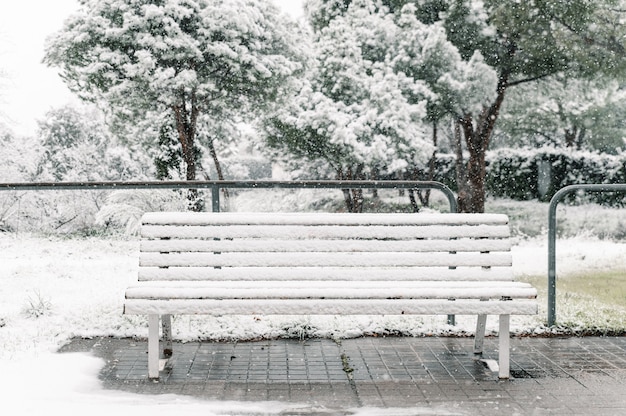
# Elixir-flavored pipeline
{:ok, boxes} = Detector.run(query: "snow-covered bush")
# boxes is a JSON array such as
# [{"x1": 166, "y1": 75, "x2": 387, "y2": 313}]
[
  {"x1": 486, "y1": 147, "x2": 626, "y2": 205},
  {"x1": 486, "y1": 148, "x2": 541, "y2": 201},
  {"x1": 0, "y1": 125, "x2": 41, "y2": 231},
  {"x1": 95, "y1": 190, "x2": 190, "y2": 235},
  {"x1": 2, "y1": 105, "x2": 152, "y2": 235}
]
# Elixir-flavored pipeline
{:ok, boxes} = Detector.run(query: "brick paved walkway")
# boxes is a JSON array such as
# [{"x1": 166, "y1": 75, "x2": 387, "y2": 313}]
[{"x1": 61, "y1": 336, "x2": 626, "y2": 415}]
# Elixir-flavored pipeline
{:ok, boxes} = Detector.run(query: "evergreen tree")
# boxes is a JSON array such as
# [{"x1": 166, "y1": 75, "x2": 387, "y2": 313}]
[
  {"x1": 305, "y1": 0, "x2": 626, "y2": 212},
  {"x1": 265, "y1": 2, "x2": 437, "y2": 211},
  {"x1": 44, "y1": 0, "x2": 306, "y2": 210}
]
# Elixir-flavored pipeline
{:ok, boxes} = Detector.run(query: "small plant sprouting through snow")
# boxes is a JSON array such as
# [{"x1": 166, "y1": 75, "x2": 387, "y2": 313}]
[
  {"x1": 23, "y1": 290, "x2": 52, "y2": 318},
  {"x1": 282, "y1": 319, "x2": 318, "y2": 340}
]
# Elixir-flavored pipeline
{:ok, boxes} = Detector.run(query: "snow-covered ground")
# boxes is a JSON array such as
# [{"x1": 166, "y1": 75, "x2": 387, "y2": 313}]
[
  {"x1": 1, "y1": 209, "x2": 626, "y2": 414},
  {"x1": 0, "y1": 190, "x2": 626, "y2": 415}
]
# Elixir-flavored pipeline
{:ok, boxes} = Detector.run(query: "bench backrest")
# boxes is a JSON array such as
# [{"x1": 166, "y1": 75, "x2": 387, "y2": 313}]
[{"x1": 138, "y1": 212, "x2": 512, "y2": 283}]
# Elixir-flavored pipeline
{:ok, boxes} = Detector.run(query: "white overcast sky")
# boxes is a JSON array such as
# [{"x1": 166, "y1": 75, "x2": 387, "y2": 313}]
[{"x1": 0, "y1": 0, "x2": 304, "y2": 137}]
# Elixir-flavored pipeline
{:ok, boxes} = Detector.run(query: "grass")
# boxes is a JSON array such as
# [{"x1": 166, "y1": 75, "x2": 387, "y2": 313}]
[
  {"x1": 520, "y1": 270, "x2": 626, "y2": 333},
  {"x1": 559, "y1": 270, "x2": 626, "y2": 307}
]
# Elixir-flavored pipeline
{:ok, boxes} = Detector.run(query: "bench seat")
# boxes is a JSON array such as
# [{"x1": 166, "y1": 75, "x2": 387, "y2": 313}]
[{"x1": 124, "y1": 212, "x2": 538, "y2": 379}]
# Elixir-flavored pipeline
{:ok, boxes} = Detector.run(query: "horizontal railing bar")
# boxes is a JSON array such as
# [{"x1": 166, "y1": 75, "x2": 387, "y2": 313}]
[
  {"x1": 0, "y1": 180, "x2": 458, "y2": 213},
  {"x1": 0, "y1": 179, "x2": 449, "y2": 190}
]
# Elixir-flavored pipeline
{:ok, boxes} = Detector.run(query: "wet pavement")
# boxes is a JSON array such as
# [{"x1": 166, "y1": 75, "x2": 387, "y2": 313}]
[{"x1": 61, "y1": 335, "x2": 626, "y2": 415}]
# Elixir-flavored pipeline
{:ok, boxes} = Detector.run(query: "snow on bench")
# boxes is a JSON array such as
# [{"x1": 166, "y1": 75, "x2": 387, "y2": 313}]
[{"x1": 123, "y1": 212, "x2": 537, "y2": 379}]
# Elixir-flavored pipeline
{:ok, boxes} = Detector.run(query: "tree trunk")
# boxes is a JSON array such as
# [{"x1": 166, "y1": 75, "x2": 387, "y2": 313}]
[
  {"x1": 565, "y1": 126, "x2": 578, "y2": 148},
  {"x1": 456, "y1": 72, "x2": 509, "y2": 213},
  {"x1": 350, "y1": 188, "x2": 364, "y2": 213},
  {"x1": 405, "y1": 166, "x2": 420, "y2": 212},
  {"x1": 207, "y1": 137, "x2": 229, "y2": 199},
  {"x1": 453, "y1": 120, "x2": 470, "y2": 213},
  {"x1": 417, "y1": 121, "x2": 439, "y2": 207},
  {"x1": 408, "y1": 187, "x2": 419, "y2": 212},
  {"x1": 172, "y1": 92, "x2": 203, "y2": 212},
  {"x1": 565, "y1": 126, "x2": 586, "y2": 149},
  {"x1": 577, "y1": 127, "x2": 586, "y2": 149},
  {"x1": 338, "y1": 165, "x2": 364, "y2": 213},
  {"x1": 464, "y1": 131, "x2": 488, "y2": 213},
  {"x1": 370, "y1": 166, "x2": 379, "y2": 199}
]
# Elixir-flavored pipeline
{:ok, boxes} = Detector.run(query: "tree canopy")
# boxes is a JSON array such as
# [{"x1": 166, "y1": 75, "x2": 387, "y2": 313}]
[
  {"x1": 304, "y1": 0, "x2": 626, "y2": 212},
  {"x1": 496, "y1": 75, "x2": 626, "y2": 153},
  {"x1": 267, "y1": 4, "x2": 431, "y2": 174},
  {"x1": 41, "y1": 0, "x2": 626, "y2": 213},
  {"x1": 44, "y1": 0, "x2": 307, "y2": 209},
  {"x1": 265, "y1": 1, "x2": 497, "y2": 211}
]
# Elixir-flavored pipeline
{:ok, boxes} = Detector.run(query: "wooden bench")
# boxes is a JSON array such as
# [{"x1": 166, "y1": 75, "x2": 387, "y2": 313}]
[{"x1": 123, "y1": 212, "x2": 537, "y2": 379}]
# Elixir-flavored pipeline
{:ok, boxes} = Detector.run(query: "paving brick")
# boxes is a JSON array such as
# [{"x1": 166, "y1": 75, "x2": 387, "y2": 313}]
[{"x1": 59, "y1": 336, "x2": 626, "y2": 413}]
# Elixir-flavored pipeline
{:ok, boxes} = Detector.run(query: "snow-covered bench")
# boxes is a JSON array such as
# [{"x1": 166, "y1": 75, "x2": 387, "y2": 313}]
[{"x1": 124, "y1": 212, "x2": 537, "y2": 379}]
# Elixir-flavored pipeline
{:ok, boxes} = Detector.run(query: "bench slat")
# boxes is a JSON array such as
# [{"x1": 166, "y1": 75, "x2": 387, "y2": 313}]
[
  {"x1": 124, "y1": 298, "x2": 538, "y2": 316},
  {"x1": 138, "y1": 266, "x2": 515, "y2": 282},
  {"x1": 142, "y1": 212, "x2": 510, "y2": 226},
  {"x1": 141, "y1": 224, "x2": 511, "y2": 240},
  {"x1": 125, "y1": 281, "x2": 537, "y2": 300},
  {"x1": 125, "y1": 287, "x2": 536, "y2": 300},
  {"x1": 139, "y1": 251, "x2": 512, "y2": 268},
  {"x1": 128, "y1": 280, "x2": 532, "y2": 290},
  {"x1": 140, "y1": 238, "x2": 512, "y2": 253}
]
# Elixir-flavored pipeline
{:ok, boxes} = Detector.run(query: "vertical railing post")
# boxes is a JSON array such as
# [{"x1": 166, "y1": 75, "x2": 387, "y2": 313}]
[
  {"x1": 211, "y1": 185, "x2": 220, "y2": 212},
  {"x1": 548, "y1": 196, "x2": 558, "y2": 327},
  {"x1": 548, "y1": 184, "x2": 626, "y2": 327}
]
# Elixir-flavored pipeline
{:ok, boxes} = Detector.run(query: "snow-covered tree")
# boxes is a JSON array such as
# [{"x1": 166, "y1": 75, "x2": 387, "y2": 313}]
[
  {"x1": 265, "y1": 1, "x2": 435, "y2": 211},
  {"x1": 391, "y1": 3, "x2": 496, "y2": 206},
  {"x1": 268, "y1": 1, "x2": 496, "y2": 211},
  {"x1": 44, "y1": 0, "x2": 306, "y2": 209},
  {"x1": 25, "y1": 105, "x2": 150, "y2": 233},
  {"x1": 36, "y1": 105, "x2": 146, "y2": 181},
  {"x1": 307, "y1": 0, "x2": 626, "y2": 212},
  {"x1": 442, "y1": 0, "x2": 626, "y2": 212},
  {"x1": 123, "y1": 108, "x2": 249, "y2": 184},
  {"x1": 496, "y1": 75, "x2": 626, "y2": 153},
  {"x1": 0, "y1": 124, "x2": 38, "y2": 182}
]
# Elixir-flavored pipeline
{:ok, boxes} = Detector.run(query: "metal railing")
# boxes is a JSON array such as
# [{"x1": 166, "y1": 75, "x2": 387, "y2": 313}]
[
  {"x1": 12, "y1": 179, "x2": 625, "y2": 327},
  {"x1": 0, "y1": 180, "x2": 458, "y2": 213},
  {"x1": 548, "y1": 184, "x2": 626, "y2": 326}
]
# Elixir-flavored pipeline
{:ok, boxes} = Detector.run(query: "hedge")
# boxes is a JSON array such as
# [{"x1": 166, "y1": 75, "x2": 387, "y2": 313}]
[{"x1": 429, "y1": 147, "x2": 626, "y2": 206}]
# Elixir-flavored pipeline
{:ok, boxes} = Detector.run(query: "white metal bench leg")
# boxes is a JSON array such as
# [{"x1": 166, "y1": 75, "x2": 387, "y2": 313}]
[
  {"x1": 498, "y1": 314, "x2": 510, "y2": 379},
  {"x1": 148, "y1": 314, "x2": 160, "y2": 379},
  {"x1": 474, "y1": 314, "x2": 487, "y2": 356}
]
